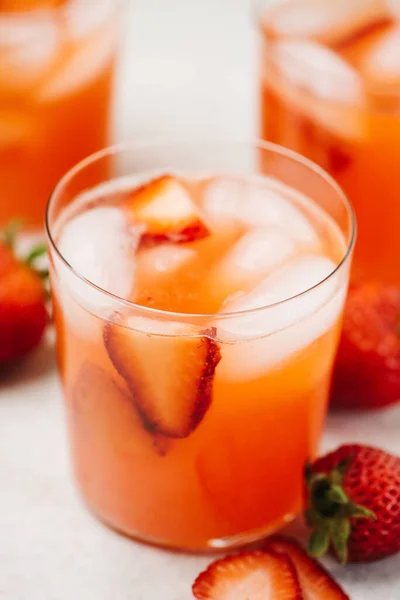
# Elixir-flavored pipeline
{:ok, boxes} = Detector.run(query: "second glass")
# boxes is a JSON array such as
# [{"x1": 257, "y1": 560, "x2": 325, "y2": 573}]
[
  {"x1": 0, "y1": 0, "x2": 120, "y2": 227},
  {"x1": 46, "y1": 141, "x2": 354, "y2": 550},
  {"x1": 258, "y1": 0, "x2": 400, "y2": 285}
]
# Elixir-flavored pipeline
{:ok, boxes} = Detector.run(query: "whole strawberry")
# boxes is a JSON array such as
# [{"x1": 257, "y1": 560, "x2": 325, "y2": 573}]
[
  {"x1": 0, "y1": 223, "x2": 48, "y2": 365},
  {"x1": 331, "y1": 283, "x2": 400, "y2": 409},
  {"x1": 305, "y1": 444, "x2": 400, "y2": 563}
]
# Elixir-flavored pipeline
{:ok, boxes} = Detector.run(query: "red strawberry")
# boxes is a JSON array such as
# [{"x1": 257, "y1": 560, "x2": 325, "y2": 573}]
[
  {"x1": 305, "y1": 444, "x2": 400, "y2": 563},
  {"x1": 128, "y1": 175, "x2": 209, "y2": 243},
  {"x1": 265, "y1": 536, "x2": 350, "y2": 599},
  {"x1": 192, "y1": 550, "x2": 302, "y2": 600},
  {"x1": 104, "y1": 316, "x2": 221, "y2": 439},
  {"x1": 0, "y1": 225, "x2": 47, "y2": 365},
  {"x1": 331, "y1": 283, "x2": 400, "y2": 409}
]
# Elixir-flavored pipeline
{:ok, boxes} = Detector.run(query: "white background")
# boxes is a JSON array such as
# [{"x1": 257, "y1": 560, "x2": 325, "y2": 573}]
[{"x1": 1, "y1": 1, "x2": 400, "y2": 598}]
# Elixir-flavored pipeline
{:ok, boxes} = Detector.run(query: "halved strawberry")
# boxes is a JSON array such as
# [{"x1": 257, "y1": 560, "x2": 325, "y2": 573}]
[
  {"x1": 127, "y1": 175, "x2": 210, "y2": 242},
  {"x1": 265, "y1": 537, "x2": 350, "y2": 600},
  {"x1": 192, "y1": 550, "x2": 302, "y2": 600},
  {"x1": 104, "y1": 316, "x2": 221, "y2": 438}
]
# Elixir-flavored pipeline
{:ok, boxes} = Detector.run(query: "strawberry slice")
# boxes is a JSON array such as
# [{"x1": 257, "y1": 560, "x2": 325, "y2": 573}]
[
  {"x1": 128, "y1": 175, "x2": 210, "y2": 242},
  {"x1": 192, "y1": 550, "x2": 302, "y2": 600},
  {"x1": 104, "y1": 316, "x2": 221, "y2": 438},
  {"x1": 265, "y1": 537, "x2": 350, "y2": 600}
]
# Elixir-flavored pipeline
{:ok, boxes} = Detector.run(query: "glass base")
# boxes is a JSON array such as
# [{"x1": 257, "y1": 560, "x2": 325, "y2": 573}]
[{"x1": 90, "y1": 506, "x2": 297, "y2": 553}]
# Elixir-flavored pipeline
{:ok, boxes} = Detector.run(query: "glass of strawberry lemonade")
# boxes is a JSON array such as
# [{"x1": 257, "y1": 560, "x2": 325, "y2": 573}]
[
  {"x1": 0, "y1": 0, "x2": 120, "y2": 227},
  {"x1": 257, "y1": 0, "x2": 400, "y2": 286},
  {"x1": 46, "y1": 141, "x2": 355, "y2": 550}
]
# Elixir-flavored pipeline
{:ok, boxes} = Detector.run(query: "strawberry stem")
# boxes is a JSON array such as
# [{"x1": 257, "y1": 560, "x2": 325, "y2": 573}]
[{"x1": 305, "y1": 458, "x2": 377, "y2": 563}]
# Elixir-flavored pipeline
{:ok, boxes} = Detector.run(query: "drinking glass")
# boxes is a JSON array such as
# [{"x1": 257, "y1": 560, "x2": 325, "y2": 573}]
[
  {"x1": 46, "y1": 140, "x2": 355, "y2": 550},
  {"x1": 257, "y1": 0, "x2": 400, "y2": 284},
  {"x1": 0, "y1": 0, "x2": 120, "y2": 227}
]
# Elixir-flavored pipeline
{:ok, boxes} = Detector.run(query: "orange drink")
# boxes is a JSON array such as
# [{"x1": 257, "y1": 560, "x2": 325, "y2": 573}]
[
  {"x1": 258, "y1": 0, "x2": 400, "y2": 285},
  {"x1": 0, "y1": 0, "x2": 119, "y2": 226},
  {"x1": 46, "y1": 141, "x2": 354, "y2": 550}
]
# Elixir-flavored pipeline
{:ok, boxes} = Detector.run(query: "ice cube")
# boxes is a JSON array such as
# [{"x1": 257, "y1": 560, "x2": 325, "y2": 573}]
[
  {"x1": 203, "y1": 177, "x2": 318, "y2": 245},
  {"x1": 56, "y1": 206, "x2": 141, "y2": 329},
  {"x1": 216, "y1": 255, "x2": 347, "y2": 380},
  {"x1": 0, "y1": 14, "x2": 60, "y2": 93},
  {"x1": 64, "y1": 0, "x2": 115, "y2": 40},
  {"x1": 219, "y1": 255, "x2": 338, "y2": 337},
  {"x1": 359, "y1": 26, "x2": 400, "y2": 85},
  {"x1": 138, "y1": 244, "x2": 196, "y2": 278},
  {"x1": 273, "y1": 40, "x2": 363, "y2": 104},
  {"x1": 271, "y1": 40, "x2": 366, "y2": 140},
  {"x1": 36, "y1": 23, "x2": 116, "y2": 102},
  {"x1": 267, "y1": 0, "x2": 388, "y2": 45},
  {"x1": 208, "y1": 228, "x2": 297, "y2": 296},
  {"x1": 218, "y1": 287, "x2": 347, "y2": 381}
]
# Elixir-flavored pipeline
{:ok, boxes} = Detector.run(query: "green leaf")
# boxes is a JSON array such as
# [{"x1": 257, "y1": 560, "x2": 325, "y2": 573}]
[
  {"x1": 330, "y1": 457, "x2": 352, "y2": 485},
  {"x1": 308, "y1": 527, "x2": 330, "y2": 558},
  {"x1": 3, "y1": 219, "x2": 23, "y2": 248},
  {"x1": 25, "y1": 243, "x2": 47, "y2": 266},
  {"x1": 345, "y1": 502, "x2": 376, "y2": 520},
  {"x1": 330, "y1": 518, "x2": 350, "y2": 564},
  {"x1": 305, "y1": 507, "x2": 323, "y2": 527},
  {"x1": 327, "y1": 484, "x2": 349, "y2": 505}
]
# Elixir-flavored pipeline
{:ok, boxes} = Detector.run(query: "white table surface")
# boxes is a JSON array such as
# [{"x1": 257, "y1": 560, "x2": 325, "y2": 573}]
[{"x1": 1, "y1": 1, "x2": 400, "y2": 598}]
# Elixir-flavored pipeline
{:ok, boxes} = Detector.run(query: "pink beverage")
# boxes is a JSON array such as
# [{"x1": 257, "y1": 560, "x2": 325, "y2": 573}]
[{"x1": 47, "y1": 142, "x2": 354, "y2": 550}]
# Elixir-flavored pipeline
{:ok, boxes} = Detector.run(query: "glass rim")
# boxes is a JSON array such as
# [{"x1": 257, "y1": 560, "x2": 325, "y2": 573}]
[{"x1": 45, "y1": 138, "x2": 356, "y2": 322}]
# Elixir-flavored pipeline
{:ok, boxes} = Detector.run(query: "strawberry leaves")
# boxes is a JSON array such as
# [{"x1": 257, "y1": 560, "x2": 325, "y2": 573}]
[{"x1": 305, "y1": 458, "x2": 376, "y2": 563}]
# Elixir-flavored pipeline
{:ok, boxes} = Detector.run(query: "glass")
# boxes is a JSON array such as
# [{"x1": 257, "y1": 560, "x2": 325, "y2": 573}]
[
  {"x1": 46, "y1": 140, "x2": 355, "y2": 551},
  {"x1": 257, "y1": 0, "x2": 400, "y2": 285},
  {"x1": 0, "y1": 0, "x2": 120, "y2": 228}
]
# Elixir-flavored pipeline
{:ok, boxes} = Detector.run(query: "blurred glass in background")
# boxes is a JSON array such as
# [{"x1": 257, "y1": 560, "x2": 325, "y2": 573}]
[
  {"x1": 0, "y1": 0, "x2": 120, "y2": 228},
  {"x1": 258, "y1": 0, "x2": 400, "y2": 285}
]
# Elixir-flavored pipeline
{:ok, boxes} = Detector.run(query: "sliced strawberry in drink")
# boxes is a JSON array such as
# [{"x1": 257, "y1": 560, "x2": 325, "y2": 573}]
[
  {"x1": 127, "y1": 175, "x2": 210, "y2": 242},
  {"x1": 104, "y1": 316, "x2": 221, "y2": 438},
  {"x1": 265, "y1": 537, "x2": 350, "y2": 600},
  {"x1": 192, "y1": 550, "x2": 302, "y2": 600}
]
